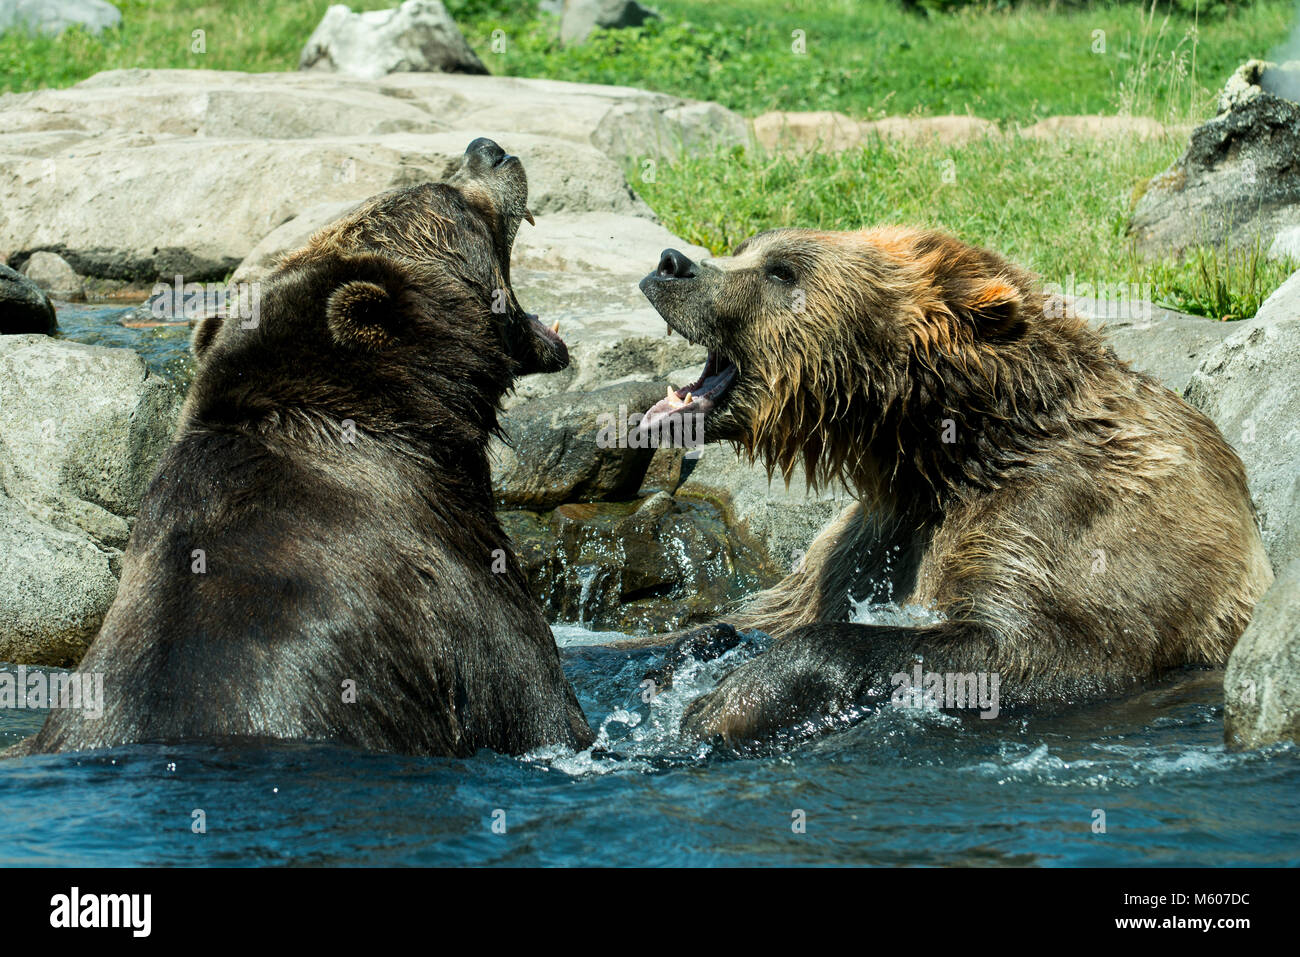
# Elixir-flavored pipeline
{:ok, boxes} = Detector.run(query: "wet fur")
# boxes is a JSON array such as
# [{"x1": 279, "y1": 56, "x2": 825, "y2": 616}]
[
  {"x1": 12, "y1": 171, "x2": 591, "y2": 758},
  {"x1": 641, "y1": 227, "x2": 1273, "y2": 745}
]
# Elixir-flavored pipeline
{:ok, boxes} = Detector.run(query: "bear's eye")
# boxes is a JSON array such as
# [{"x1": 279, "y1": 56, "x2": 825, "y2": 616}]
[{"x1": 765, "y1": 262, "x2": 797, "y2": 285}]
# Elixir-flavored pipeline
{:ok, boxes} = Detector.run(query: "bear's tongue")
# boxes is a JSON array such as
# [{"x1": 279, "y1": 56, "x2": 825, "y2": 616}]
[{"x1": 637, "y1": 351, "x2": 737, "y2": 437}]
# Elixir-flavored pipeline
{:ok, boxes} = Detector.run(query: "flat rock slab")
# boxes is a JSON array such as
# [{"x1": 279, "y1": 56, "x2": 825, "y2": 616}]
[{"x1": 0, "y1": 68, "x2": 750, "y2": 283}]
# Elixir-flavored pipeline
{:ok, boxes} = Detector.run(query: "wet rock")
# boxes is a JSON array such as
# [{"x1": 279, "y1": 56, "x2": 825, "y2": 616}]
[
  {"x1": 675, "y1": 444, "x2": 851, "y2": 577},
  {"x1": 561, "y1": 0, "x2": 658, "y2": 46},
  {"x1": 1224, "y1": 558, "x2": 1300, "y2": 750},
  {"x1": 493, "y1": 380, "x2": 669, "y2": 510},
  {"x1": 501, "y1": 492, "x2": 778, "y2": 633},
  {"x1": 0, "y1": 0, "x2": 120, "y2": 37},
  {"x1": 19, "y1": 250, "x2": 84, "y2": 302},
  {"x1": 1129, "y1": 60, "x2": 1300, "y2": 258},
  {"x1": 299, "y1": 0, "x2": 487, "y2": 79},
  {"x1": 1186, "y1": 269, "x2": 1300, "y2": 570},
  {"x1": 0, "y1": 263, "x2": 57, "y2": 334},
  {"x1": 0, "y1": 335, "x2": 183, "y2": 665}
]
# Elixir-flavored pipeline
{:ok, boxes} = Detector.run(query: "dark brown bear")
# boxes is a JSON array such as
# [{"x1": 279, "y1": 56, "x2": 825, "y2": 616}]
[
  {"x1": 13, "y1": 139, "x2": 593, "y2": 757},
  {"x1": 636, "y1": 226, "x2": 1273, "y2": 746}
]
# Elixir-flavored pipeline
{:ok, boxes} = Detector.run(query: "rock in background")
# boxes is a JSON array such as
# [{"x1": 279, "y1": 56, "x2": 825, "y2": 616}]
[
  {"x1": 19, "y1": 250, "x2": 84, "y2": 302},
  {"x1": 0, "y1": 0, "x2": 120, "y2": 37},
  {"x1": 0, "y1": 68, "x2": 749, "y2": 284},
  {"x1": 561, "y1": 0, "x2": 658, "y2": 46},
  {"x1": 299, "y1": 0, "x2": 488, "y2": 80},
  {"x1": 0, "y1": 336, "x2": 182, "y2": 665},
  {"x1": 1129, "y1": 60, "x2": 1300, "y2": 259}
]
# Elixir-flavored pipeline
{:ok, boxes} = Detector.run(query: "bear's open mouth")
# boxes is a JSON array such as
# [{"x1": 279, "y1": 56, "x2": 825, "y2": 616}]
[{"x1": 637, "y1": 350, "x2": 738, "y2": 435}]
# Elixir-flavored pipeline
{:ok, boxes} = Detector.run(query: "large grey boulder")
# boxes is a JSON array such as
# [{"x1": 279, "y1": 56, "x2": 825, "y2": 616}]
[
  {"x1": 0, "y1": 68, "x2": 754, "y2": 284},
  {"x1": 1224, "y1": 559, "x2": 1300, "y2": 750},
  {"x1": 561, "y1": 0, "x2": 658, "y2": 46},
  {"x1": 0, "y1": 263, "x2": 56, "y2": 334},
  {"x1": 1188, "y1": 270, "x2": 1300, "y2": 750},
  {"x1": 1, "y1": 131, "x2": 644, "y2": 282},
  {"x1": 1068, "y1": 296, "x2": 1236, "y2": 393},
  {"x1": 1129, "y1": 60, "x2": 1300, "y2": 258},
  {"x1": 0, "y1": 336, "x2": 182, "y2": 665},
  {"x1": 1186, "y1": 269, "x2": 1300, "y2": 569},
  {"x1": 0, "y1": 0, "x2": 120, "y2": 36},
  {"x1": 299, "y1": 1, "x2": 487, "y2": 80}
]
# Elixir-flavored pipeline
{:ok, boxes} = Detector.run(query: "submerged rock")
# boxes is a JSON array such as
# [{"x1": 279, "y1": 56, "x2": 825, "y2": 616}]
[
  {"x1": 502, "y1": 492, "x2": 778, "y2": 633},
  {"x1": 0, "y1": 336, "x2": 181, "y2": 666},
  {"x1": 1129, "y1": 60, "x2": 1300, "y2": 258}
]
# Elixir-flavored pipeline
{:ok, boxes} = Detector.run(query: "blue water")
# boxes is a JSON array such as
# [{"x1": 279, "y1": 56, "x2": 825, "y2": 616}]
[
  {"x1": 2, "y1": 625, "x2": 1297, "y2": 867},
  {"x1": 52, "y1": 302, "x2": 194, "y2": 385},
  {"x1": 13, "y1": 305, "x2": 1298, "y2": 867}
]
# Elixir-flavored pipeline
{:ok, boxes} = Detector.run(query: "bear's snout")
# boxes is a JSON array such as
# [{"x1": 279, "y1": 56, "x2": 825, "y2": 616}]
[
  {"x1": 655, "y1": 248, "x2": 698, "y2": 280},
  {"x1": 464, "y1": 136, "x2": 510, "y2": 172}
]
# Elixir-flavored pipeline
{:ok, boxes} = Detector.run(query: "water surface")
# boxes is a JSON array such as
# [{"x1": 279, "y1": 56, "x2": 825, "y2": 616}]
[{"x1": 2, "y1": 624, "x2": 1296, "y2": 867}]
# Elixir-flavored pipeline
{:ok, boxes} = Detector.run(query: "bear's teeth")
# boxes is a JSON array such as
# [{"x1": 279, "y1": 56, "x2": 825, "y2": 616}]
[{"x1": 551, "y1": 320, "x2": 560, "y2": 334}]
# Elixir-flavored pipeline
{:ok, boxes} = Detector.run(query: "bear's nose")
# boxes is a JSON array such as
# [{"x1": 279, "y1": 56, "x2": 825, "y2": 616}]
[
  {"x1": 465, "y1": 137, "x2": 508, "y2": 170},
  {"x1": 656, "y1": 248, "x2": 697, "y2": 280}
]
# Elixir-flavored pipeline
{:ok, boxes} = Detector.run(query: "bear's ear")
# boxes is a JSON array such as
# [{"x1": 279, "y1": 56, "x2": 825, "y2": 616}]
[
  {"x1": 325, "y1": 260, "x2": 411, "y2": 351},
  {"x1": 957, "y1": 276, "x2": 1025, "y2": 339},
  {"x1": 191, "y1": 314, "x2": 223, "y2": 359}
]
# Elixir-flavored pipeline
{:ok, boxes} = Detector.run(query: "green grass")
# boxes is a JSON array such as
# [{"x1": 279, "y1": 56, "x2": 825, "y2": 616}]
[
  {"x1": 1, "y1": 0, "x2": 1295, "y2": 318},
  {"x1": 1145, "y1": 239, "x2": 1298, "y2": 320},
  {"x1": 467, "y1": 0, "x2": 1296, "y2": 125},
  {"x1": 4, "y1": 0, "x2": 1295, "y2": 124},
  {"x1": 633, "y1": 136, "x2": 1297, "y2": 319}
]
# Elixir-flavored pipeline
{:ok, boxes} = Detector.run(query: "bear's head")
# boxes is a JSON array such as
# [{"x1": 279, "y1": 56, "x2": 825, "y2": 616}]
[
  {"x1": 638, "y1": 227, "x2": 1045, "y2": 495},
  {"x1": 186, "y1": 138, "x2": 567, "y2": 448}
]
